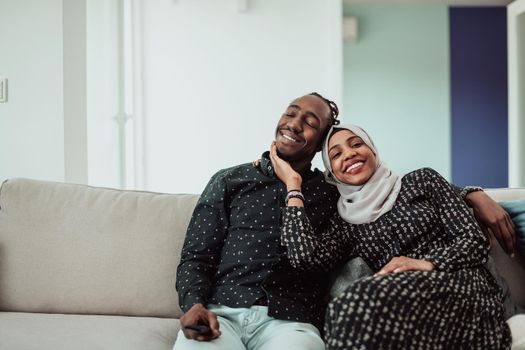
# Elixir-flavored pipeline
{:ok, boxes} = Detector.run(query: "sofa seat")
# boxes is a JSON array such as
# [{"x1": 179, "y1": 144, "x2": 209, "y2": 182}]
[
  {"x1": 0, "y1": 312, "x2": 179, "y2": 350},
  {"x1": 509, "y1": 315, "x2": 525, "y2": 350}
]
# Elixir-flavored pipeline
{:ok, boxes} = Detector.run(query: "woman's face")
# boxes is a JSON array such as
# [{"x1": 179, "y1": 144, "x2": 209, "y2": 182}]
[{"x1": 327, "y1": 129, "x2": 377, "y2": 185}]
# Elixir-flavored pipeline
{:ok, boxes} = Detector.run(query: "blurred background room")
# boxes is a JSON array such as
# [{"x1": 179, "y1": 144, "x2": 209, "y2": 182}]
[{"x1": 0, "y1": 0, "x2": 524, "y2": 194}]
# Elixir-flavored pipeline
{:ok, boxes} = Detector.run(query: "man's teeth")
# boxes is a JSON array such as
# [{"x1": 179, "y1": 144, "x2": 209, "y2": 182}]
[
  {"x1": 283, "y1": 134, "x2": 300, "y2": 143},
  {"x1": 345, "y1": 162, "x2": 363, "y2": 172}
]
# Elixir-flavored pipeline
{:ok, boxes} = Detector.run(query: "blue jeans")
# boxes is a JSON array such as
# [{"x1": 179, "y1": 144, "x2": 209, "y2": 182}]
[{"x1": 172, "y1": 304, "x2": 324, "y2": 350}]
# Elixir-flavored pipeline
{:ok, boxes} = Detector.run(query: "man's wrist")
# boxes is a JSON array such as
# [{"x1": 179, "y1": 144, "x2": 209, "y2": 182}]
[
  {"x1": 184, "y1": 303, "x2": 206, "y2": 313},
  {"x1": 181, "y1": 296, "x2": 207, "y2": 312},
  {"x1": 191, "y1": 303, "x2": 206, "y2": 310}
]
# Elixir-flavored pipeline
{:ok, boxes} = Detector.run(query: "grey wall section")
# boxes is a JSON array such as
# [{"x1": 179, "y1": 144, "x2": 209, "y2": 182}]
[
  {"x1": 450, "y1": 7, "x2": 508, "y2": 188},
  {"x1": 64, "y1": 0, "x2": 88, "y2": 184},
  {"x1": 342, "y1": 5, "x2": 451, "y2": 180}
]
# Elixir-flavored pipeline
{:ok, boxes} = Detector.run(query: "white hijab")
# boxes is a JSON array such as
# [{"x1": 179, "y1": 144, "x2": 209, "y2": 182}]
[{"x1": 322, "y1": 124, "x2": 402, "y2": 224}]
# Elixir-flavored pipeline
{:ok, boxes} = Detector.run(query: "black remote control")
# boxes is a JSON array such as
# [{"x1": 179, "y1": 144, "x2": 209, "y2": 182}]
[{"x1": 185, "y1": 324, "x2": 211, "y2": 334}]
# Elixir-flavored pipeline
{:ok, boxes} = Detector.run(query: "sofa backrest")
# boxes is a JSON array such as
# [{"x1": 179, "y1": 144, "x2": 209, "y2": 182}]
[
  {"x1": 485, "y1": 188, "x2": 525, "y2": 308},
  {"x1": 0, "y1": 178, "x2": 199, "y2": 318},
  {"x1": 1, "y1": 179, "x2": 524, "y2": 317}
]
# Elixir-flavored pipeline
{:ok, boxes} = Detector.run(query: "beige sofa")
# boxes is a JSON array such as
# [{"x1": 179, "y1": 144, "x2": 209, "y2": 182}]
[{"x1": 0, "y1": 178, "x2": 524, "y2": 349}]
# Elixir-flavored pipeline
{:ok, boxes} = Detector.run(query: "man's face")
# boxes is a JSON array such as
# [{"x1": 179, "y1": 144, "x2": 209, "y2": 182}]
[{"x1": 274, "y1": 95, "x2": 332, "y2": 163}]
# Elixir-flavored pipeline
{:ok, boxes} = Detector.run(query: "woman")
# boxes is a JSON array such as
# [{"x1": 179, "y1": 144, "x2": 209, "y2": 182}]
[{"x1": 270, "y1": 124, "x2": 512, "y2": 349}]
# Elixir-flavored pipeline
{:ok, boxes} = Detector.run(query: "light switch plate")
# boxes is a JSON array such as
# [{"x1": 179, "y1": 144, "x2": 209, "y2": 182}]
[{"x1": 0, "y1": 78, "x2": 7, "y2": 103}]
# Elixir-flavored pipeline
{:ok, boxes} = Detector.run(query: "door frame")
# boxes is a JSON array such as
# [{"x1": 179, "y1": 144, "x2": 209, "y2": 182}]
[{"x1": 508, "y1": 0, "x2": 525, "y2": 187}]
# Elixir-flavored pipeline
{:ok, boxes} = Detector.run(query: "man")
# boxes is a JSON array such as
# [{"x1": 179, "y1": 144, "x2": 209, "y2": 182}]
[{"x1": 173, "y1": 93, "x2": 515, "y2": 350}]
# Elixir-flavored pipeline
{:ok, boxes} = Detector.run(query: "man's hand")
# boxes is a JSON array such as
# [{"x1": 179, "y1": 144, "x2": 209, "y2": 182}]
[
  {"x1": 374, "y1": 256, "x2": 434, "y2": 276},
  {"x1": 465, "y1": 191, "x2": 516, "y2": 257},
  {"x1": 180, "y1": 304, "x2": 221, "y2": 341}
]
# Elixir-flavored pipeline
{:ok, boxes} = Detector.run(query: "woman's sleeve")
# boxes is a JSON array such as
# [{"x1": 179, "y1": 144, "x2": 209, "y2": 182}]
[
  {"x1": 280, "y1": 206, "x2": 356, "y2": 272},
  {"x1": 421, "y1": 168, "x2": 490, "y2": 271}
]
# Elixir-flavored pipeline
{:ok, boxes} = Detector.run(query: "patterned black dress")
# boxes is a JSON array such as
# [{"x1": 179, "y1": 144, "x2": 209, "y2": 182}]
[{"x1": 281, "y1": 168, "x2": 512, "y2": 349}]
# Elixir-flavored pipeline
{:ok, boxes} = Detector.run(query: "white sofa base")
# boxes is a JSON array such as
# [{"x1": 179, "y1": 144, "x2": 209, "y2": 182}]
[{"x1": 0, "y1": 312, "x2": 179, "y2": 350}]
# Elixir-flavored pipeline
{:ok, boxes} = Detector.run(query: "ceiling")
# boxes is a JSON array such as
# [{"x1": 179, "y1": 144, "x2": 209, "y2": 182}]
[{"x1": 343, "y1": 0, "x2": 513, "y2": 5}]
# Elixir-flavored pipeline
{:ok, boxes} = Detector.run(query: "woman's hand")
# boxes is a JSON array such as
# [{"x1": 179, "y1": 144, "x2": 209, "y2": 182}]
[
  {"x1": 270, "y1": 142, "x2": 303, "y2": 191},
  {"x1": 374, "y1": 256, "x2": 434, "y2": 276},
  {"x1": 465, "y1": 191, "x2": 516, "y2": 257}
]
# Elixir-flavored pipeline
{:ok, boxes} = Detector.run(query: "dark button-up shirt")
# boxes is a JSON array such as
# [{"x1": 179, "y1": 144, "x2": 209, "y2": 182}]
[{"x1": 176, "y1": 152, "x2": 339, "y2": 328}]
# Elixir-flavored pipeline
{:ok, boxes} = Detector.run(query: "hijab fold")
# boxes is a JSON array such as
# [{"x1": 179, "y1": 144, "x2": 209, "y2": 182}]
[{"x1": 321, "y1": 124, "x2": 402, "y2": 224}]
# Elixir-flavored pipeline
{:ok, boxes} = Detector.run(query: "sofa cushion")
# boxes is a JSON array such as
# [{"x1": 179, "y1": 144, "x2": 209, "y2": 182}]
[
  {"x1": 485, "y1": 188, "x2": 525, "y2": 203},
  {"x1": 508, "y1": 314, "x2": 525, "y2": 350},
  {"x1": 485, "y1": 188, "x2": 525, "y2": 309},
  {"x1": 500, "y1": 199, "x2": 525, "y2": 264},
  {"x1": 329, "y1": 257, "x2": 373, "y2": 299},
  {"x1": 0, "y1": 312, "x2": 179, "y2": 350},
  {"x1": 0, "y1": 178, "x2": 199, "y2": 318}
]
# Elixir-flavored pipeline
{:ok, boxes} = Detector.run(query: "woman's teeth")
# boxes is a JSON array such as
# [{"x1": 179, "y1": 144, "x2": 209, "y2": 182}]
[{"x1": 345, "y1": 162, "x2": 363, "y2": 173}]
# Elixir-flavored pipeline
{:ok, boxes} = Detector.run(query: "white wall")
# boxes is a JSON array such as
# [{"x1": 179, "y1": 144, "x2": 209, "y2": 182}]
[
  {"x1": 0, "y1": 0, "x2": 343, "y2": 192},
  {"x1": 0, "y1": 0, "x2": 65, "y2": 183},
  {"x1": 141, "y1": 0, "x2": 342, "y2": 194},
  {"x1": 64, "y1": 0, "x2": 88, "y2": 184},
  {"x1": 86, "y1": 0, "x2": 121, "y2": 188}
]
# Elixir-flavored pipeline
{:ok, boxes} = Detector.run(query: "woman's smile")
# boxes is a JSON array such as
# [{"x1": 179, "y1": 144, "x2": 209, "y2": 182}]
[{"x1": 343, "y1": 160, "x2": 365, "y2": 174}]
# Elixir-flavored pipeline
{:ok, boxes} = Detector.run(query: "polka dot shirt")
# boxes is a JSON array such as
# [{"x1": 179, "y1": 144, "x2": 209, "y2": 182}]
[
  {"x1": 281, "y1": 168, "x2": 511, "y2": 349},
  {"x1": 176, "y1": 152, "x2": 339, "y2": 328}
]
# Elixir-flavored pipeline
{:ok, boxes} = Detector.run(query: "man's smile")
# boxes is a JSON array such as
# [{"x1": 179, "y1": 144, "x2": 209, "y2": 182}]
[{"x1": 278, "y1": 130, "x2": 305, "y2": 145}]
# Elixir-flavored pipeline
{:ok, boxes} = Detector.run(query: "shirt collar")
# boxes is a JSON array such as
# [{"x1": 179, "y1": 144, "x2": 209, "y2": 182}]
[{"x1": 259, "y1": 151, "x2": 315, "y2": 180}]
